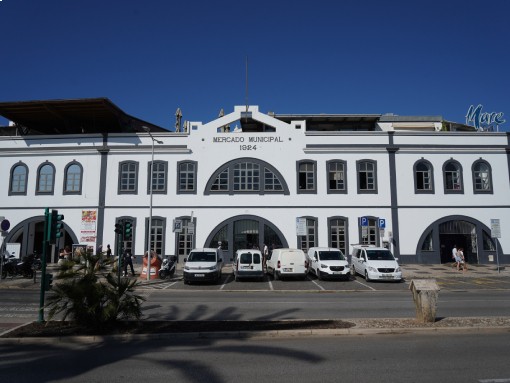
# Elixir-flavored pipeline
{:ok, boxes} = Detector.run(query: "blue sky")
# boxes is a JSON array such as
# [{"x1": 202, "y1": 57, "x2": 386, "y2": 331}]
[{"x1": 1, "y1": 0, "x2": 509, "y2": 131}]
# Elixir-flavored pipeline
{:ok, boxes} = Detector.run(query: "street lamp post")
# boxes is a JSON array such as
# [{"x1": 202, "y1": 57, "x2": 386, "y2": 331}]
[{"x1": 142, "y1": 126, "x2": 163, "y2": 281}]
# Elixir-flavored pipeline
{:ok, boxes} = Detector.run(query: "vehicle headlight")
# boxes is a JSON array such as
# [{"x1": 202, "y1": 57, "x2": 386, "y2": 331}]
[
  {"x1": 184, "y1": 265, "x2": 190, "y2": 270},
  {"x1": 368, "y1": 266, "x2": 378, "y2": 273},
  {"x1": 320, "y1": 263, "x2": 328, "y2": 269},
  {"x1": 208, "y1": 266, "x2": 217, "y2": 271},
  {"x1": 395, "y1": 266, "x2": 401, "y2": 272}
]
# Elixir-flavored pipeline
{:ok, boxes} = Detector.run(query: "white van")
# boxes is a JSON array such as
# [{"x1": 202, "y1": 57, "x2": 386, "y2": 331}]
[
  {"x1": 183, "y1": 248, "x2": 223, "y2": 284},
  {"x1": 232, "y1": 249, "x2": 264, "y2": 281},
  {"x1": 266, "y1": 248, "x2": 308, "y2": 280},
  {"x1": 307, "y1": 247, "x2": 350, "y2": 280},
  {"x1": 351, "y1": 245, "x2": 402, "y2": 282}
]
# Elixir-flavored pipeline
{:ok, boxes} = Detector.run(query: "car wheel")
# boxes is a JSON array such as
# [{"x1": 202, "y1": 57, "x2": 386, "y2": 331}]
[
  {"x1": 316, "y1": 269, "x2": 322, "y2": 280},
  {"x1": 365, "y1": 270, "x2": 371, "y2": 282},
  {"x1": 274, "y1": 270, "x2": 279, "y2": 280}
]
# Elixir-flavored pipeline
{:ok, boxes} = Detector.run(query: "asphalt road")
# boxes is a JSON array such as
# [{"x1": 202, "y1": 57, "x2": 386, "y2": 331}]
[
  {"x1": 1, "y1": 332, "x2": 509, "y2": 383},
  {"x1": 1, "y1": 286, "x2": 510, "y2": 329}
]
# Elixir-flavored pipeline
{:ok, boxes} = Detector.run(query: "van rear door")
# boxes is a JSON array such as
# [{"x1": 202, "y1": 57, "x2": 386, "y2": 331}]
[{"x1": 281, "y1": 250, "x2": 306, "y2": 273}]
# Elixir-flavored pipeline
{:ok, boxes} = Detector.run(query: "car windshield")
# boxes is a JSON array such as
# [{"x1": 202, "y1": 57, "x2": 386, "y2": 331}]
[
  {"x1": 187, "y1": 252, "x2": 216, "y2": 262},
  {"x1": 319, "y1": 251, "x2": 345, "y2": 261},
  {"x1": 366, "y1": 249, "x2": 395, "y2": 261}
]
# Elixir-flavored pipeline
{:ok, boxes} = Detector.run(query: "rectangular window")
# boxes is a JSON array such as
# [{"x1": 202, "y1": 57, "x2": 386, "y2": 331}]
[
  {"x1": 120, "y1": 162, "x2": 138, "y2": 193},
  {"x1": 178, "y1": 162, "x2": 195, "y2": 192},
  {"x1": 149, "y1": 218, "x2": 164, "y2": 256},
  {"x1": 328, "y1": 162, "x2": 345, "y2": 191},
  {"x1": 330, "y1": 219, "x2": 347, "y2": 255},
  {"x1": 298, "y1": 218, "x2": 316, "y2": 254},
  {"x1": 299, "y1": 163, "x2": 315, "y2": 190}
]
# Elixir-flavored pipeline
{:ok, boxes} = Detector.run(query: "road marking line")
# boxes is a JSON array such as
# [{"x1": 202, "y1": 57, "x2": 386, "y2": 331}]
[
  {"x1": 353, "y1": 279, "x2": 376, "y2": 291},
  {"x1": 268, "y1": 279, "x2": 274, "y2": 291},
  {"x1": 479, "y1": 379, "x2": 510, "y2": 383},
  {"x1": 311, "y1": 279, "x2": 325, "y2": 291},
  {"x1": 220, "y1": 274, "x2": 232, "y2": 290}
]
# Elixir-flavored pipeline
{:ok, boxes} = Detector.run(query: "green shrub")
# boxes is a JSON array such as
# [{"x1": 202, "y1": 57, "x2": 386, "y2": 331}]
[{"x1": 45, "y1": 248, "x2": 145, "y2": 329}]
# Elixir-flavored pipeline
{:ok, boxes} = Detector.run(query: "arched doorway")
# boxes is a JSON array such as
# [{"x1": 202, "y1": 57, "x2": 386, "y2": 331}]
[
  {"x1": 416, "y1": 215, "x2": 501, "y2": 265},
  {"x1": 2, "y1": 216, "x2": 78, "y2": 262},
  {"x1": 205, "y1": 215, "x2": 288, "y2": 262}
]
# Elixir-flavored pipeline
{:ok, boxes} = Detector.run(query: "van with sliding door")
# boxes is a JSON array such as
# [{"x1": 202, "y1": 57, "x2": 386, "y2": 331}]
[
  {"x1": 232, "y1": 249, "x2": 264, "y2": 281},
  {"x1": 266, "y1": 248, "x2": 308, "y2": 280}
]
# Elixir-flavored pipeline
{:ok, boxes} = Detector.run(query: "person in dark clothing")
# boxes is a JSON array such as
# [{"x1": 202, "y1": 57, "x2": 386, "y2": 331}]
[{"x1": 123, "y1": 249, "x2": 135, "y2": 276}]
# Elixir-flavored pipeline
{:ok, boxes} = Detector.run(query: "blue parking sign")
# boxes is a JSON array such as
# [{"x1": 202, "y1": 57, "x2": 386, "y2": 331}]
[
  {"x1": 360, "y1": 217, "x2": 368, "y2": 227},
  {"x1": 378, "y1": 219, "x2": 386, "y2": 229}
]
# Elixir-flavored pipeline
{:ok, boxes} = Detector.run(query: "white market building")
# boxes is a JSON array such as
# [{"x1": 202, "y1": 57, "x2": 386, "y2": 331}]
[{"x1": 0, "y1": 98, "x2": 508, "y2": 266}]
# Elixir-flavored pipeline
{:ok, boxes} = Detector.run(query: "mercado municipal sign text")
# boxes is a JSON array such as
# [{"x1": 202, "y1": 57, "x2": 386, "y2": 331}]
[
  {"x1": 466, "y1": 104, "x2": 505, "y2": 132},
  {"x1": 213, "y1": 135, "x2": 284, "y2": 150}
]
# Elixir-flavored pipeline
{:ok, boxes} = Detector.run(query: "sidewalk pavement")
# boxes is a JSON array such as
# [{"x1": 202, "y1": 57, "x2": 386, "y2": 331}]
[{"x1": 0, "y1": 262, "x2": 507, "y2": 290}]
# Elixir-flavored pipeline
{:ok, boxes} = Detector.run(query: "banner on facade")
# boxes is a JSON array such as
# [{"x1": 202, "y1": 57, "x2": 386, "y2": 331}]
[{"x1": 80, "y1": 210, "x2": 97, "y2": 245}]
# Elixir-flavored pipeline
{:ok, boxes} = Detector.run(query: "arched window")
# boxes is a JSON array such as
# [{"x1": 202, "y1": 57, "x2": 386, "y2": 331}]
[
  {"x1": 36, "y1": 162, "x2": 55, "y2": 195},
  {"x1": 327, "y1": 160, "x2": 347, "y2": 194},
  {"x1": 443, "y1": 159, "x2": 463, "y2": 194},
  {"x1": 472, "y1": 159, "x2": 493, "y2": 194},
  {"x1": 9, "y1": 162, "x2": 28, "y2": 195},
  {"x1": 205, "y1": 158, "x2": 289, "y2": 195},
  {"x1": 64, "y1": 161, "x2": 83, "y2": 194},
  {"x1": 413, "y1": 159, "x2": 434, "y2": 193}
]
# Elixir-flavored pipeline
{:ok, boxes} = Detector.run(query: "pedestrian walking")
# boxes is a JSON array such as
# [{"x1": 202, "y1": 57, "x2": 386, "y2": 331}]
[{"x1": 123, "y1": 249, "x2": 135, "y2": 276}]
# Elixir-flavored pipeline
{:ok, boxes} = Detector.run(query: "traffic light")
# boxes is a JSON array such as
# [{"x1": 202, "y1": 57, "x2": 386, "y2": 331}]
[
  {"x1": 115, "y1": 223, "x2": 123, "y2": 235},
  {"x1": 124, "y1": 222, "x2": 132, "y2": 241},
  {"x1": 49, "y1": 210, "x2": 64, "y2": 244},
  {"x1": 44, "y1": 273, "x2": 53, "y2": 291}
]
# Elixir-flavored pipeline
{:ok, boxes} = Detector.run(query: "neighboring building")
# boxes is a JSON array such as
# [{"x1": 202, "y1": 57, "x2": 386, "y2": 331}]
[{"x1": 0, "y1": 98, "x2": 508, "y2": 265}]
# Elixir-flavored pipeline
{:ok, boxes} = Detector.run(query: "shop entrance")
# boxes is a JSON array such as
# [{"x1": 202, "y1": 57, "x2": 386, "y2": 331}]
[
  {"x1": 439, "y1": 220, "x2": 478, "y2": 264},
  {"x1": 206, "y1": 215, "x2": 288, "y2": 262}
]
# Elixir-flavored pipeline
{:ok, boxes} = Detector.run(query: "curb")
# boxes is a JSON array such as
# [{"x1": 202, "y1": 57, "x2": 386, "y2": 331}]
[{"x1": 1, "y1": 321, "x2": 509, "y2": 344}]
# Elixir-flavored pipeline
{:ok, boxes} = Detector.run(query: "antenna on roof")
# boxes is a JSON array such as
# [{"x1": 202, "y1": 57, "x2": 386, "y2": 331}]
[{"x1": 175, "y1": 108, "x2": 182, "y2": 132}]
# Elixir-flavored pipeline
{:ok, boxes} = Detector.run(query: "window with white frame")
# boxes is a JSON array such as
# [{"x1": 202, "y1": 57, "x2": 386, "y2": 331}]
[
  {"x1": 148, "y1": 160, "x2": 167, "y2": 194},
  {"x1": 357, "y1": 160, "x2": 377, "y2": 193},
  {"x1": 327, "y1": 160, "x2": 347, "y2": 193},
  {"x1": 472, "y1": 160, "x2": 492, "y2": 193},
  {"x1": 36, "y1": 162, "x2": 55, "y2": 194},
  {"x1": 206, "y1": 158, "x2": 289, "y2": 195},
  {"x1": 329, "y1": 217, "x2": 348, "y2": 256},
  {"x1": 177, "y1": 161, "x2": 196, "y2": 194},
  {"x1": 443, "y1": 160, "x2": 463, "y2": 193},
  {"x1": 9, "y1": 162, "x2": 28, "y2": 195},
  {"x1": 297, "y1": 160, "x2": 317, "y2": 193},
  {"x1": 119, "y1": 161, "x2": 138, "y2": 194},
  {"x1": 298, "y1": 217, "x2": 317, "y2": 253},
  {"x1": 64, "y1": 162, "x2": 83, "y2": 194},
  {"x1": 414, "y1": 159, "x2": 434, "y2": 193}
]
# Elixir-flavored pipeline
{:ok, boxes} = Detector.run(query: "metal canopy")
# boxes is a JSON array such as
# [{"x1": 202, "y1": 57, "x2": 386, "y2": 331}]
[{"x1": 0, "y1": 98, "x2": 167, "y2": 135}]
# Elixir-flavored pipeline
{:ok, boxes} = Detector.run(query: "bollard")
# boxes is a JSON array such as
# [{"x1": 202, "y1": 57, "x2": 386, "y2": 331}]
[{"x1": 409, "y1": 279, "x2": 440, "y2": 323}]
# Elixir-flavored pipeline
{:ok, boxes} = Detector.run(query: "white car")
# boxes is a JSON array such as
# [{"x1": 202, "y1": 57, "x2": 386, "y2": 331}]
[
  {"x1": 183, "y1": 248, "x2": 223, "y2": 284},
  {"x1": 351, "y1": 245, "x2": 402, "y2": 282},
  {"x1": 307, "y1": 247, "x2": 350, "y2": 280}
]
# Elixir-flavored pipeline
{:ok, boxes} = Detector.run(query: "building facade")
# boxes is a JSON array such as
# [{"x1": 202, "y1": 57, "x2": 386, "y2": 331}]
[{"x1": 1, "y1": 99, "x2": 508, "y2": 265}]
